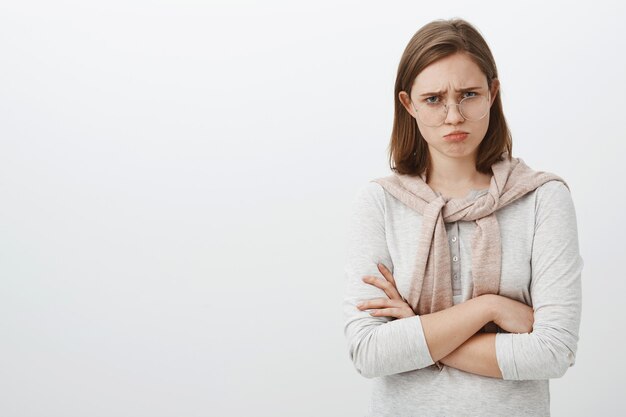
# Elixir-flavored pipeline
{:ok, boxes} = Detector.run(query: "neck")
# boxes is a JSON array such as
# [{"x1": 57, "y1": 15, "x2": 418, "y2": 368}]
[{"x1": 426, "y1": 153, "x2": 484, "y2": 187}]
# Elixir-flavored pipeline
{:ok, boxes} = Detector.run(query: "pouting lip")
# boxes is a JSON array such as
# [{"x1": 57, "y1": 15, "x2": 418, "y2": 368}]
[{"x1": 445, "y1": 130, "x2": 469, "y2": 137}]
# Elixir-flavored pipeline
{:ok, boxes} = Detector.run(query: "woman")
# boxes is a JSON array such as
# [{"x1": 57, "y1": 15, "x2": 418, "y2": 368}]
[{"x1": 342, "y1": 18, "x2": 583, "y2": 416}]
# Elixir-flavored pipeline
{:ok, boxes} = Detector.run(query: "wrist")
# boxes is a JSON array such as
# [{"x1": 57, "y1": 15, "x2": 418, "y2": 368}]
[{"x1": 482, "y1": 294, "x2": 500, "y2": 323}]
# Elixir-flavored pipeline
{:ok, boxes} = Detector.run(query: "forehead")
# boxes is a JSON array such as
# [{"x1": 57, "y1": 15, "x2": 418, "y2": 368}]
[{"x1": 412, "y1": 53, "x2": 487, "y2": 92}]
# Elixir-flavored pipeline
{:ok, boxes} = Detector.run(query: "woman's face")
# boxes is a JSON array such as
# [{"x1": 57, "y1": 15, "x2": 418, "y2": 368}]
[{"x1": 399, "y1": 52, "x2": 499, "y2": 164}]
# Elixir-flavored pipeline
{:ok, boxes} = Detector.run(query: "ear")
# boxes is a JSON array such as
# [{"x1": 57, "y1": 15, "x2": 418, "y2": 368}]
[
  {"x1": 489, "y1": 78, "x2": 500, "y2": 106},
  {"x1": 398, "y1": 91, "x2": 417, "y2": 117}
]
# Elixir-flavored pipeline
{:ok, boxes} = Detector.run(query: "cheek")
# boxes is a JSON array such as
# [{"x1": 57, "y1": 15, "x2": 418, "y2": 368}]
[
  {"x1": 416, "y1": 124, "x2": 437, "y2": 143},
  {"x1": 475, "y1": 117, "x2": 490, "y2": 138}
]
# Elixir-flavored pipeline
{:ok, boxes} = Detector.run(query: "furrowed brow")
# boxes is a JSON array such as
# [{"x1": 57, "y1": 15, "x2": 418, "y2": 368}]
[{"x1": 419, "y1": 86, "x2": 483, "y2": 97}]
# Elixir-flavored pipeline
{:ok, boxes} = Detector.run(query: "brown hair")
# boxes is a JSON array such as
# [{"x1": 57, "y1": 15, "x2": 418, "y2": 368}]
[{"x1": 389, "y1": 18, "x2": 512, "y2": 176}]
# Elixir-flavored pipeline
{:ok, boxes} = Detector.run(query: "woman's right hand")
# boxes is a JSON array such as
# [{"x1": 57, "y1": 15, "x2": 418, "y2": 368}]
[{"x1": 489, "y1": 295, "x2": 535, "y2": 334}]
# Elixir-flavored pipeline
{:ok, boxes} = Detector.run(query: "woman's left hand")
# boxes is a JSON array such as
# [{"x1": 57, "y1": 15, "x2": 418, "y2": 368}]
[{"x1": 357, "y1": 263, "x2": 416, "y2": 319}]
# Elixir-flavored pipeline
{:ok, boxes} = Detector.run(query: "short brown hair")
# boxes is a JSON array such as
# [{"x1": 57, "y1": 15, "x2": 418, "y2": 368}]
[{"x1": 389, "y1": 18, "x2": 512, "y2": 176}]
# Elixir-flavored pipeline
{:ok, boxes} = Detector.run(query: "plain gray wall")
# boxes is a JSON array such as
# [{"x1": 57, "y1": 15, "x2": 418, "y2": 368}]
[{"x1": 1, "y1": 0, "x2": 624, "y2": 416}]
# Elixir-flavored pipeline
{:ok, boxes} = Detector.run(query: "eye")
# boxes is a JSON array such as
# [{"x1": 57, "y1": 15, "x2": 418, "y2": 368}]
[
  {"x1": 425, "y1": 96, "x2": 440, "y2": 104},
  {"x1": 462, "y1": 91, "x2": 478, "y2": 98}
]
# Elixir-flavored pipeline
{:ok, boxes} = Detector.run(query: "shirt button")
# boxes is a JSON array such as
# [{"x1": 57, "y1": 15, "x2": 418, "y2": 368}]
[
  {"x1": 452, "y1": 256, "x2": 458, "y2": 262},
  {"x1": 453, "y1": 274, "x2": 459, "y2": 280},
  {"x1": 451, "y1": 236, "x2": 457, "y2": 242}
]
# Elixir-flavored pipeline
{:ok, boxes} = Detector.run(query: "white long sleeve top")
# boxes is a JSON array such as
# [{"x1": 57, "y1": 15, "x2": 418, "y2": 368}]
[{"x1": 343, "y1": 178, "x2": 583, "y2": 417}]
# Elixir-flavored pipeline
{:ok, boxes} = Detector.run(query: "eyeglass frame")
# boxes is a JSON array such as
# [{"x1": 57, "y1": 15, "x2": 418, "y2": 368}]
[{"x1": 409, "y1": 90, "x2": 492, "y2": 127}]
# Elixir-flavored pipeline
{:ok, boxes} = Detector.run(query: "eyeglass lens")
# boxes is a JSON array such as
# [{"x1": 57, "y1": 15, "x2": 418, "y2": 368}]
[{"x1": 416, "y1": 96, "x2": 490, "y2": 127}]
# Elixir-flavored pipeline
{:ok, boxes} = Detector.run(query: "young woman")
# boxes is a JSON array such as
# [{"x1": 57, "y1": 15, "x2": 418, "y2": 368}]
[{"x1": 342, "y1": 18, "x2": 583, "y2": 416}]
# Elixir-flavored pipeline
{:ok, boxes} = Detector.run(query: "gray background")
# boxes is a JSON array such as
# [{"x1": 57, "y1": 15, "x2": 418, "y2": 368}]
[{"x1": 1, "y1": 0, "x2": 624, "y2": 416}]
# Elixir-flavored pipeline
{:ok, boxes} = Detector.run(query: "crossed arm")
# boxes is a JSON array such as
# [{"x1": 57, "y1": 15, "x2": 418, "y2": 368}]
[
  {"x1": 439, "y1": 332, "x2": 501, "y2": 378},
  {"x1": 345, "y1": 181, "x2": 582, "y2": 381},
  {"x1": 361, "y1": 266, "x2": 503, "y2": 379}
]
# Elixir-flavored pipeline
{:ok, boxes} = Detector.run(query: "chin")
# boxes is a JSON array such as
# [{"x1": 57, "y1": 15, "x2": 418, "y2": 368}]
[{"x1": 436, "y1": 143, "x2": 480, "y2": 159}]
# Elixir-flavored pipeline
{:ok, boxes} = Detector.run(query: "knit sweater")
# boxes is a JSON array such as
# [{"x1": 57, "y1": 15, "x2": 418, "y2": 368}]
[{"x1": 342, "y1": 178, "x2": 583, "y2": 417}]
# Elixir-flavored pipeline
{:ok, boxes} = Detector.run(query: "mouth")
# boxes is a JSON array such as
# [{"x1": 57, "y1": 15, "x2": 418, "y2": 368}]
[{"x1": 443, "y1": 131, "x2": 469, "y2": 142}]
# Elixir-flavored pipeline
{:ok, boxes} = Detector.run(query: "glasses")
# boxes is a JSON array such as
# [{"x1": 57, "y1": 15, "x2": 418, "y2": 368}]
[{"x1": 410, "y1": 91, "x2": 491, "y2": 127}]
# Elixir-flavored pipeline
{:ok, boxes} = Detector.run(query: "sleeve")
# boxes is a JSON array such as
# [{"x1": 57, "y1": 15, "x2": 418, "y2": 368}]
[
  {"x1": 495, "y1": 180, "x2": 584, "y2": 380},
  {"x1": 342, "y1": 181, "x2": 435, "y2": 379}
]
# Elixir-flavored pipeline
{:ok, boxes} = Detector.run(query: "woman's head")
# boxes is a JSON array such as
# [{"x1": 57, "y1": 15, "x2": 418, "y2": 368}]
[{"x1": 390, "y1": 18, "x2": 512, "y2": 176}]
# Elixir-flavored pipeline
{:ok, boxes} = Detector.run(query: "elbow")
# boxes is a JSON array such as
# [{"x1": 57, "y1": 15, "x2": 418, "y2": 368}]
[
  {"x1": 520, "y1": 331, "x2": 578, "y2": 380},
  {"x1": 344, "y1": 315, "x2": 436, "y2": 378},
  {"x1": 348, "y1": 337, "x2": 381, "y2": 379},
  {"x1": 348, "y1": 332, "x2": 405, "y2": 379},
  {"x1": 347, "y1": 330, "x2": 434, "y2": 379},
  {"x1": 498, "y1": 328, "x2": 578, "y2": 380},
  {"x1": 353, "y1": 363, "x2": 377, "y2": 379},
  {"x1": 344, "y1": 320, "x2": 382, "y2": 379},
  {"x1": 543, "y1": 353, "x2": 574, "y2": 380},
  {"x1": 534, "y1": 330, "x2": 578, "y2": 379},
  {"x1": 349, "y1": 353, "x2": 376, "y2": 379},
  {"x1": 553, "y1": 348, "x2": 576, "y2": 378}
]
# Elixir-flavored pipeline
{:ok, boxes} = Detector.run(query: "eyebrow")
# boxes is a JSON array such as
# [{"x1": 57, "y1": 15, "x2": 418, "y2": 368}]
[{"x1": 418, "y1": 86, "x2": 483, "y2": 97}]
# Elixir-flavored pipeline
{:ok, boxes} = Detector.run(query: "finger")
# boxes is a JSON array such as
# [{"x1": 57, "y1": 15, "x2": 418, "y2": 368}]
[
  {"x1": 377, "y1": 264, "x2": 399, "y2": 292},
  {"x1": 369, "y1": 307, "x2": 404, "y2": 318},
  {"x1": 357, "y1": 298, "x2": 390, "y2": 310},
  {"x1": 374, "y1": 265, "x2": 403, "y2": 300},
  {"x1": 358, "y1": 298, "x2": 406, "y2": 310},
  {"x1": 370, "y1": 305, "x2": 416, "y2": 319},
  {"x1": 362, "y1": 277, "x2": 403, "y2": 301},
  {"x1": 361, "y1": 275, "x2": 386, "y2": 287},
  {"x1": 377, "y1": 263, "x2": 396, "y2": 286},
  {"x1": 362, "y1": 275, "x2": 396, "y2": 298}
]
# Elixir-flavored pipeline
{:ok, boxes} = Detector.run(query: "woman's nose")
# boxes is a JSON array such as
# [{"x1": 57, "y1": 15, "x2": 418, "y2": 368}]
[{"x1": 444, "y1": 102, "x2": 465, "y2": 124}]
